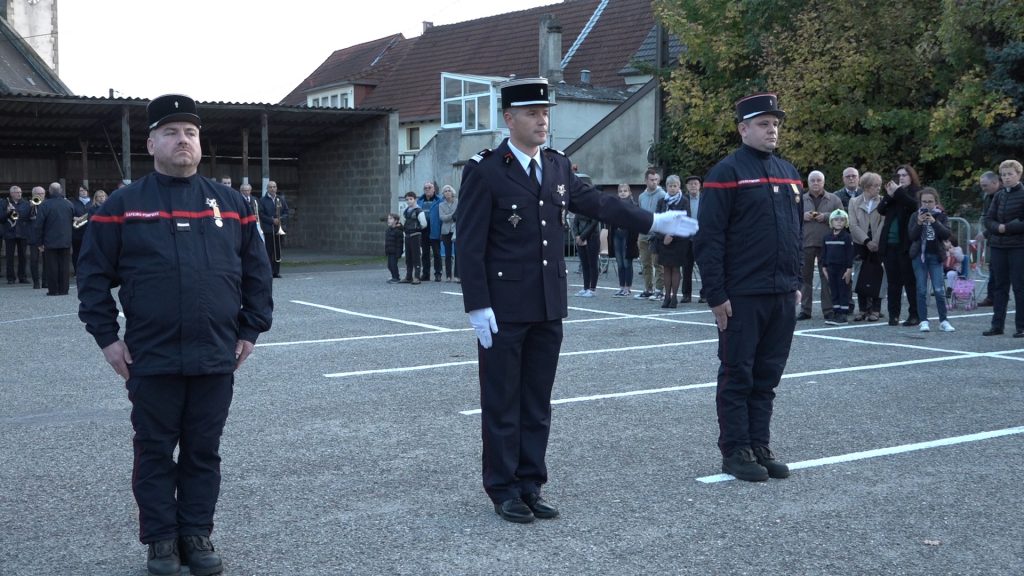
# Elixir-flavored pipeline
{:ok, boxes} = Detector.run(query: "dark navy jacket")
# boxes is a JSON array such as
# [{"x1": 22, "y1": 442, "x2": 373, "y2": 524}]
[
  {"x1": 258, "y1": 193, "x2": 289, "y2": 235},
  {"x1": 76, "y1": 173, "x2": 273, "y2": 376},
  {"x1": 694, "y1": 144, "x2": 804, "y2": 307},
  {"x1": 822, "y1": 229, "x2": 854, "y2": 269},
  {"x1": 31, "y1": 195, "x2": 75, "y2": 248},
  {"x1": 456, "y1": 139, "x2": 653, "y2": 323},
  {"x1": 3, "y1": 199, "x2": 32, "y2": 240}
]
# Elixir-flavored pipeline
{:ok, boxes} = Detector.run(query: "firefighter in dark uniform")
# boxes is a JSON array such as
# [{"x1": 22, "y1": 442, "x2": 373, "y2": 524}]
[
  {"x1": 257, "y1": 181, "x2": 288, "y2": 278},
  {"x1": 694, "y1": 93, "x2": 803, "y2": 482},
  {"x1": 32, "y1": 182, "x2": 75, "y2": 295},
  {"x1": 3, "y1": 185, "x2": 32, "y2": 284},
  {"x1": 457, "y1": 78, "x2": 698, "y2": 523},
  {"x1": 76, "y1": 94, "x2": 273, "y2": 576}
]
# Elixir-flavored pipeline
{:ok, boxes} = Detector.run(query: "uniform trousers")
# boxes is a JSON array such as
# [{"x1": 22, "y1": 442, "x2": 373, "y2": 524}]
[
  {"x1": 882, "y1": 246, "x2": 918, "y2": 320},
  {"x1": 126, "y1": 373, "x2": 233, "y2": 543},
  {"x1": 404, "y1": 232, "x2": 421, "y2": 279},
  {"x1": 681, "y1": 242, "x2": 698, "y2": 299},
  {"x1": 30, "y1": 244, "x2": 42, "y2": 287},
  {"x1": 636, "y1": 235, "x2": 662, "y2": 293},
  {"x1": 715, "y1": 293, "x2": 795, "y2": 457},
  {"x1": 826, "y1": 264, "x2": 850, "y2": 316},
  {"x1": 800, "y1": 246, "x2": 832, "y2": 315},
  {"x1": 43, "y1": 247, "x2": 70, "y2": 295},
  {"x1": 478, "y1": 319, "x2": 562, "y2": 504},
  {"x1": 5, "y1": 237, "x2": 27, "y2": 281},
  {"x1": 578, "y1": 232, "x2": 600, "y2": 291},
  {"x1": 420, "y1": 234, "x2": 441, "y2": 279},
  {"x1": 988, "y1": 246, "x2": 1024, "y2": 333},
  {"x1": 264, "y1": 232, "x2": 282, "y2": 277}
]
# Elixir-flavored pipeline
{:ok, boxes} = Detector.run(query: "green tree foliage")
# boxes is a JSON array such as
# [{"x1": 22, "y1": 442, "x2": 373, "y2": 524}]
[{"x1": 655, "y1": 0, "x2": 1024, "y2": 202}]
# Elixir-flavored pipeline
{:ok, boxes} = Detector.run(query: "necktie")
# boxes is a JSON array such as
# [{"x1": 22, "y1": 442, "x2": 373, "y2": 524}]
[{"x1": 529, "y1": 159, "x2": 541, "y2": 191}]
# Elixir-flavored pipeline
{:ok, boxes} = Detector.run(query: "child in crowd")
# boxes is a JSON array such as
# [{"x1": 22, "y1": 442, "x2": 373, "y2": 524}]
[
  {"x1": 909, "y1": 187, "x2": 955, "y2": 332},
  {"x1": 943, "y1": 238, "x2": 964, "y2": 299},
  {"x1": 384, "y1": 213, "x2": 403, "y2": 284},
  {"x1": 400, "y1": 192, "x2": 427, "y2": 284},
  {"x1": 822, "y1": 209, "x2": 854, "y2": 325},
  {"x1": 607, "y1": 183, "x2": 639, "y2": 297}
]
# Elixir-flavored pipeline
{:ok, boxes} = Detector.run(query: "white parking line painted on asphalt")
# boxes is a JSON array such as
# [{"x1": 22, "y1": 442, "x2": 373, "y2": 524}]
[
  {"x1": 257, "y1": 329, "x2": 455, "y2": 347},
  {"x1": 291, "y1": 300, "x2": 451, "y2": 331},
  {"x1": 0, "y1": 312, "x2": 80, "y2": 325},
  {"x1": 458, "y1": 348, "x2": 1024, "y2": 415},
  {"x1": 325, "y1": 338, "x2": 720, "y2": 379},
  {"x1": 695, "y1": 425, "x2": 1024, "y2": 483}
]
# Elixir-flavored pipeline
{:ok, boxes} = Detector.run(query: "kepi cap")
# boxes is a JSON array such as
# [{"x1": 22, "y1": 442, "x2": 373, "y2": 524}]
[
  {"x1": 500, "y1": 77, "x2": 555, "y2": 108},
  {"x1": 684, "y1": 175, "x2": 702, "y2": 184},
  {"x1": 147, "y1": 94, "x2": 202, "y2": 130},
  {"x1": 735, "y1": 92, "x2": 786, "y2": 122}
]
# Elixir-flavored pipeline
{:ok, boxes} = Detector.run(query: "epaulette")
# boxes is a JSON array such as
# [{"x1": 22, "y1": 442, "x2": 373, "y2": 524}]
[
  {"x1": 543, "y1": 147, "x2": 566, "y2": 157},
  {"x1": 469, "y1": 148, "x2": 492, "y2": 163}
]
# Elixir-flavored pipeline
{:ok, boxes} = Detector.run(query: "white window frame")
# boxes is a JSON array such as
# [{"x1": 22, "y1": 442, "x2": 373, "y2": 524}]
[
  {"x1": 307, "y1": 86, "x2": 354, "y2": 109},
  {"x1": 440, "y1": 72, "x2": 504, "y2": 133}
]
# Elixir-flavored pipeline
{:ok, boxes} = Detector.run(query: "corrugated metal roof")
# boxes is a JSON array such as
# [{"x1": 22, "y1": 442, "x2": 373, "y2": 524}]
[{"x1": 0, "y1": 93, "x2": 392, "y2": 159}]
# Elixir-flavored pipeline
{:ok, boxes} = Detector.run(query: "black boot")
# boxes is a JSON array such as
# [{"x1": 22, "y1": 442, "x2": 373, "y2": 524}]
[
  {"x1": 179, "y1": 534, "x2": 223, "y2": 576},
  {"x1": 669, "y1": 295, "x2": 678, "y2": 308},
  {"x1": 146, "y1": 539, "x2": 181, "y2": 576},
  {"x1": 661, "y1": 293, "x2": 671, "y2": 308},
  {"x1": 722, "y1": 447, "x2": 768, "y2": 482}
]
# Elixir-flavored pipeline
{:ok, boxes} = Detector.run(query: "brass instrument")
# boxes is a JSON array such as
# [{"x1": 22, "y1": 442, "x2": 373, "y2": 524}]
[
  {"x1": 271, "y1": 195, "x2": 284, "y2": 264},
  {"x1": 5, "y1": 200, "x2": 16, "y2": 227},
  {"x1": 30, "y1": 196, "x2": 42, "y2": 206},
  {"x1": 274, "y1": 196, "x2": 286, "y2": 236},
  {"x1": 73, "y1": 213, "x2": 89, "y2": 229}
]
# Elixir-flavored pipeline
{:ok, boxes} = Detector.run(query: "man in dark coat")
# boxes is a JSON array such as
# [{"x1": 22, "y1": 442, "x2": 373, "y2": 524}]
[{"x1": 457, "y1": 78, "x2": 698, "y2": 523}]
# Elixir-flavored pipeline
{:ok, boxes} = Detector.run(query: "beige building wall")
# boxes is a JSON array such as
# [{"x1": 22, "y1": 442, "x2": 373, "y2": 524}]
[{"x1": 4, "y1": 0, "x2": 59, "y2": 72}]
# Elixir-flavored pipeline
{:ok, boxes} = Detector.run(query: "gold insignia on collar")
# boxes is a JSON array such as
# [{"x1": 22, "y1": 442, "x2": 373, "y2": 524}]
[{"x1": 557, "y1": 184, "x2": 565, "y2": 197}]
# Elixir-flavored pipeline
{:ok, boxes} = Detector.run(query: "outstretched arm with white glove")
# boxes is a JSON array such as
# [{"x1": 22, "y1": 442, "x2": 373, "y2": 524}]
[
  {"x1": 468, "y1": 307, "x2": 499, "y2": 349},
  {"x1": 649, "y1": 210, "x2": 699, "y2": 238}
]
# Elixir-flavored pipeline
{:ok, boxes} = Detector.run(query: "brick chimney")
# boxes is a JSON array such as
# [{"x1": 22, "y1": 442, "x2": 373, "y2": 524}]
[{"x1": 538, "y1": 14, "x2": 563, "y2": 83}]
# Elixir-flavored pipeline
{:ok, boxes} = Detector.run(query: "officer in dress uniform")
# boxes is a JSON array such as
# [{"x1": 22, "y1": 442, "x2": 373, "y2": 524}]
[
  {"x1": 77, "y1": 94, "x2": 273, "y2": 576},
  {"x1": 456, "y1": 78, "x2": 698, "y2": 523},
  {"x1": 694, "y1": 93, "x2": 803, "y2": 483}
]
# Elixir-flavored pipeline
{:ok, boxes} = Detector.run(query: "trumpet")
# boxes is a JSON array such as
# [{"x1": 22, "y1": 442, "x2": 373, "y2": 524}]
[
  {"x1": 5, "y1": 200, "x2": 16, "y2": 226},
  {"x1": 30, "y1": 196, "x2": 42, "y2": 206},
  {"x1": 73, "y1": 214, "x2": 89, "y2": 229}
]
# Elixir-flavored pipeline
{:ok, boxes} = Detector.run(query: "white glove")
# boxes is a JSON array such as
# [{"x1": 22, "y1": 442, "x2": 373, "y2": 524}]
[
  {"x1": 650, "y1": 211, "x2": 699, "y2": 237},
  {"x1": 468, "y1": 307, "x2": 499, "y2": 349}
]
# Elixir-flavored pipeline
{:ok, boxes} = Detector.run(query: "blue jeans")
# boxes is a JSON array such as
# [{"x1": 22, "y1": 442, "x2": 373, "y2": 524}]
[
  {"x1": 912, "y1": 253, "x2": 948, "y2": 322},
  {"x1": 613, "y1": 230, "x2": 633, "y2": 287}
]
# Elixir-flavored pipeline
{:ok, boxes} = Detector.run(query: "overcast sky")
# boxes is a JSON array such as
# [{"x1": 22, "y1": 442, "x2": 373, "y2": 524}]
[{"x1": 58, "y1": 0, "x2": 558, "y2": 104}]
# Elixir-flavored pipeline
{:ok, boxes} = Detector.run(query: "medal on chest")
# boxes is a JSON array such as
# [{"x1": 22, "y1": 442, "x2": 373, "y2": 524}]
[
  {"x1": 206, "y1": 197, "x2": 224, "y2": 227},
  {"x1": 508, "y1": 204, "x2": 522, "y2": 228},
  {"x1": 557, "y1": 184, "x2": 567, "y2": 227}
]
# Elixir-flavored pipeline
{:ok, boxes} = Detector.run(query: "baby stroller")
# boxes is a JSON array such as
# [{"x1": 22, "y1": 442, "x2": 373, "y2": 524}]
[{"x1": 949, "y1": 277, "x2": 977, "y2": 311}]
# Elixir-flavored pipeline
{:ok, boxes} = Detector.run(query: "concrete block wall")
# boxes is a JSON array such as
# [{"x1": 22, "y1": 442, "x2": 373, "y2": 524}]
[{"x1": 293, "y1": 114, "x2": 397, "y2": 255}]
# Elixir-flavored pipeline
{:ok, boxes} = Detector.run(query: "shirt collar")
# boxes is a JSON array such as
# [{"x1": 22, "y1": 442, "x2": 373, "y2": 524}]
[{"x1": 507, "y1": 141, "x2": 542, "y2": 175}]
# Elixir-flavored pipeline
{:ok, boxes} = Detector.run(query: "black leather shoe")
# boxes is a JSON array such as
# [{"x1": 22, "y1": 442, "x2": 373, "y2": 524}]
[
  {"x1": 179, "y1": 534, "x2": 223, "y2": 576},
  {"x1": 522, "y1": 493, "x2": 559, "y2": 519},
  {"x1": 680, "y1": 296, "x2": 692, "y2": 303},
  {"x1": 902, "y1": 317, "x2": 920, "y2": 327},
  {"x1": 1014, "y1": 331, "x2": 1024, "y2": 338},
  {"x1": 146, "y1": 539, "x2": 180, "y2": 576},
  {"x1": 796, "y1": 312, "x2": 812, "y2": 321},
  {"x1": 752, "y1": 445, "x2": 790, "y2": 479},
  {"x1": 493, "y1": 498, "x2": 534, "y2": 523},
  {"x1": 983, "y1": 328, "x2": 1004, "y2": 336},
  {"x1": 722, "y1": 447, "x2": 768, "y2": 482},
  {"x1": 888, "y1": 317, "x2": 900, "y2": 326}
]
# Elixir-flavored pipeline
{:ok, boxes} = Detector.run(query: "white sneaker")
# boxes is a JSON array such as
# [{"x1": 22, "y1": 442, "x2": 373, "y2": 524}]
[
  {"x1": 575, "y1": 289, "x2": 588, "y2": 297},
  {"x1": 940, "y1": 320, "x2": 955, "y2": 332},
  {"x1": 582, "y1": 289, "x2": 595, "y2": 297},
  {"x1": 919, "y1": 320, "x2": 930, "y2": 332}
]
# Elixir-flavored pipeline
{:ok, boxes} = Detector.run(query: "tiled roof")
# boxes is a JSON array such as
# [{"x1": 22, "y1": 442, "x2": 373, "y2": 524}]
[
  {"x1": 0, "y1": 16, "x2": 71, "y2": 96},
  {"x1": 279, "y1": 34, "x2": 412, "y2": 106},
  {"x1": 360, "y1": 0, "x2": 654, "y2": 122},
  {"x1": 618, "y1": 25, "x2": 685, "y2": 76}
]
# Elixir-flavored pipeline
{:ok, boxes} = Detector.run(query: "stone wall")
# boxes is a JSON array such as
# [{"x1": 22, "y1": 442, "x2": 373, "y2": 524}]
[{"x1": 290, "y1": 112, "x2": 398, "y2": 255}]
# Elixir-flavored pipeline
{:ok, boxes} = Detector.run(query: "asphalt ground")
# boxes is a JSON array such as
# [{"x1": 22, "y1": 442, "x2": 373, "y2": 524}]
[{"x1": 1, "y1": 257, "x2": 1021, "y2": 576}]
